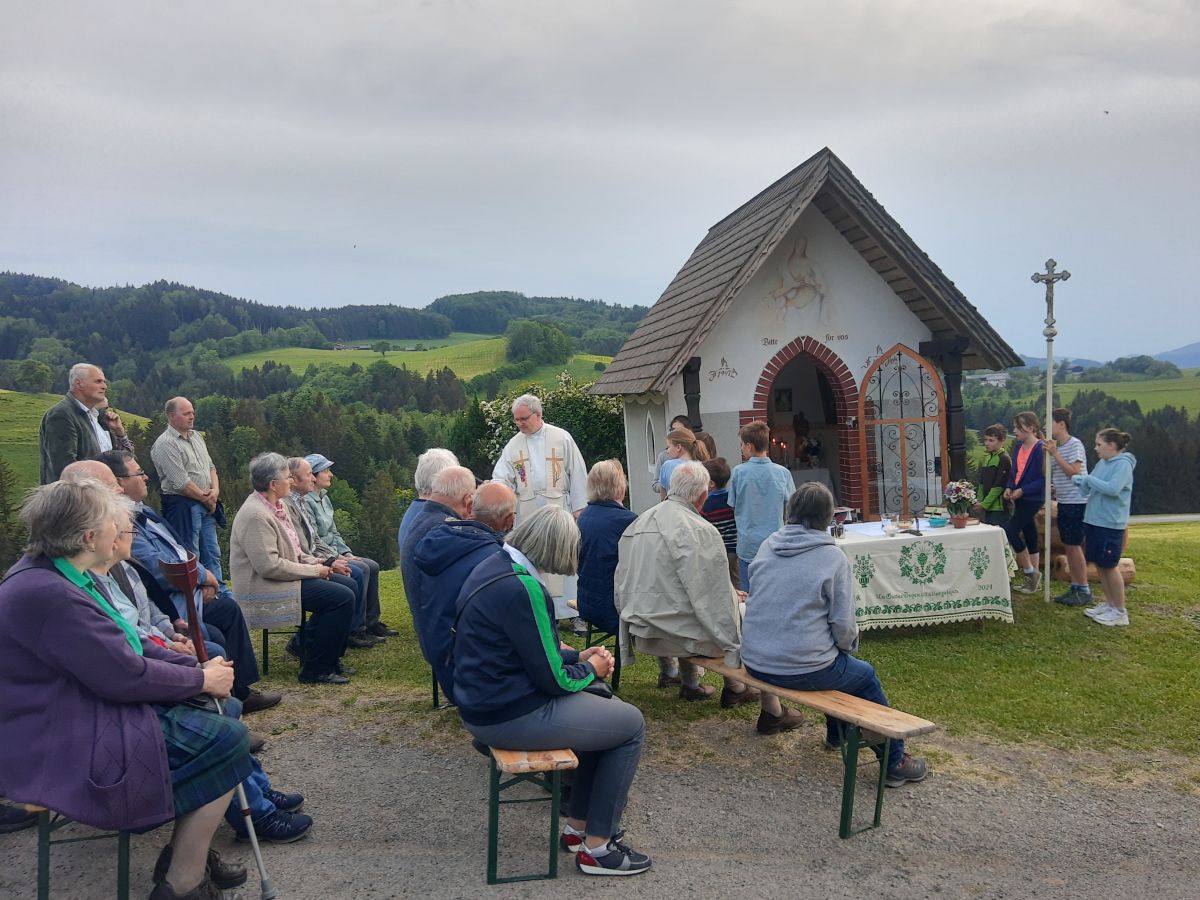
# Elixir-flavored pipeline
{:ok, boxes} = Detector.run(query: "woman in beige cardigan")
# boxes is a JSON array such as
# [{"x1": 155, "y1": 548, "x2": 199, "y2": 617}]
[{"x1": 230, "y1": 452, "x2": 355, "y2": 685}]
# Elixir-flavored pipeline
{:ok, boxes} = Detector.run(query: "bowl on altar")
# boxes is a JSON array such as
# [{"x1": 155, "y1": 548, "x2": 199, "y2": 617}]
[{"x1": 928, "y1": 516, "x2": 948, "y2": 528}]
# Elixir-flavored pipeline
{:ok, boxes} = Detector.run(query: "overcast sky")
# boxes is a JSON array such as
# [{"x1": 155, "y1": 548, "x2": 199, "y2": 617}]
[{"x1": 2, "y1": 0, "x2": 1196, "y2": 361}]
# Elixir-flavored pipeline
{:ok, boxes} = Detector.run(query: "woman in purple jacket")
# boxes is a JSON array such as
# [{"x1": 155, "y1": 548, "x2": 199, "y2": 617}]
[{"x1": 0, "y1": 479, "x2": 252, "y2": 900}]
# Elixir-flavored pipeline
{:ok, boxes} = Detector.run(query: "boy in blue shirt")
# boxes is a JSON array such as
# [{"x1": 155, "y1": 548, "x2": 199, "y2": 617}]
[{"x1": 727, "y1": 421, "x2": 794, "y2": 592}]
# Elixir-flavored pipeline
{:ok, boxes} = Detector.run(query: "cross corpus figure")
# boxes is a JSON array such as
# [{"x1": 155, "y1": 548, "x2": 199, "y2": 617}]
[{"x1": 1031, "y1": 258, "x2": 1070, "y2": 604}]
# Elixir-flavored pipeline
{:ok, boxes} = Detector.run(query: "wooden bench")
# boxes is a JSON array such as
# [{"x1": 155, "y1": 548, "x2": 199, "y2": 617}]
[
  {"x1": 686, "y1": 657, "x2": 939, "y2": 839},
  {"x1": 23, "y1": 805, "x2": 131, "y2": 900},
  {"x1": 485, "y1": 747, "x2": 579, "y2": 884}
]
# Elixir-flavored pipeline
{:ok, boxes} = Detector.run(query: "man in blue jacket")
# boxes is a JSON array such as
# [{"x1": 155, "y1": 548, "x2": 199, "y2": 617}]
[{"x1": 412, "y1": 481, "x2": 515, "y2": 705}]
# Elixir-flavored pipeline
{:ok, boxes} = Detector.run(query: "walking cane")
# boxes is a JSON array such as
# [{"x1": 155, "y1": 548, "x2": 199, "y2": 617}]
[{"x1": 160, "y1": 554, "x2": 278, "y2": 900}]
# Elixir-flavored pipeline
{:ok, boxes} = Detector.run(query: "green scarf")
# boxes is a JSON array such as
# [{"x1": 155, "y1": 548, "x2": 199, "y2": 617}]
[{"x1": 52, "y1": 556, "x2": 143, "y2": 656}]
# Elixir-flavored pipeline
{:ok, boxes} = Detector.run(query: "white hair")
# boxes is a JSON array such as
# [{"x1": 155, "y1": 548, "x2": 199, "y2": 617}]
[
  {"x1": 414, "y1": 448, "x2": 459, "y2": 496},
  {"x1": 507, "y1": 506, "x2": 578, "y2": 576},
  {"x1": 511, "y1": 394, "x2": 543, "y2": 416},
  {"x1": 430, "y1": 465, "x2": 476, "y2": 500},
  {"x1": 68, "y1": 362, "x2": 98, "y2": 385},
  {"x1": 668, "y1": 461, "x2": 711, "y2": 503}
]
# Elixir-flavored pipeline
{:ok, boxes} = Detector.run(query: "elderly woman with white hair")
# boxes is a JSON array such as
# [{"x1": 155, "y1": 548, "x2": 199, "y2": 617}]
[
  {"x1": 0, "y1": 479, "x2": 251, "y2": 899},
  {"x1": 576, "y1": 459, "x2": 637, "y2": 637},
  {"x1": 230, "y1": 452, "x2": 355, "y2": 685},
  {"x1": 452, "y1": 505, "x2": 651, "y2": 877}
]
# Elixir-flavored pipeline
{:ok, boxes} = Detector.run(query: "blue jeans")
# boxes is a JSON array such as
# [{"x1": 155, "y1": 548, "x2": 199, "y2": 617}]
[
  {"x1": 188, "y1": 503, "x2": 224, "y2": 583},
  {"x1": 747, "y1": 652, "x2": 904, "y2": 768},
  {"x1": 219, "y1": 697, "x2": 276, "y2": 828},
  {"x1": 345, "y1": 562, "x2": 368, "y2": 631}
]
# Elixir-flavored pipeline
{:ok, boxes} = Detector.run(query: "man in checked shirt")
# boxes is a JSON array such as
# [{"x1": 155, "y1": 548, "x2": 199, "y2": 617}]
[{"x1": 151, "y1": 396, "x2": 226, "y2": 581}]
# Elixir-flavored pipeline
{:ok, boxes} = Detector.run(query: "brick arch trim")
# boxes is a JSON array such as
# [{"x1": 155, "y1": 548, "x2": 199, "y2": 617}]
[{"x1": 739, "y1": 337, "x2": 862, "y2": 511}]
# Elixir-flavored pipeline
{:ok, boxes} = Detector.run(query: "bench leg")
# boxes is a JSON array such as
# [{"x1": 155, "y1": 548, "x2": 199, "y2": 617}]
[
  {"x1": 486, "y1": 759, "x2": 502, "y2": 885},
  {"x1": 836, "y1": 725, "x2": 892, "y2": 839},
  {"x1": 117, "y1": 830, "x2": 130, "y2": 900},
  {"x1": 37, "y1": 810, "x2": 51, "y2": 900},
  {"x1": 262, "y1": 628, "x2": 270, "y2": 676},
  {"x1": 547, "y1": 771, "x2": 561, "y2": 880}
]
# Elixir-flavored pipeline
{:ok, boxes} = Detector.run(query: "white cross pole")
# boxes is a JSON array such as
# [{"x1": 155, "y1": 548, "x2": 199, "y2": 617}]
[{"x1": 1032, "y1": 259, "x2": 1070, "y2": 603}]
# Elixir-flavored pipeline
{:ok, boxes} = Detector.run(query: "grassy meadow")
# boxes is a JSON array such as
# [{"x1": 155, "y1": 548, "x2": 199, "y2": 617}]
[
  {"x1": 223, "y1": 333, "x2": 508, "y2": 380},
  {"x1": 1051, "y1": 367, "x2": 1200, "y2": 413},
  {"x1": 257, "y1": 522, "x2": 1200, "y2": 777}
]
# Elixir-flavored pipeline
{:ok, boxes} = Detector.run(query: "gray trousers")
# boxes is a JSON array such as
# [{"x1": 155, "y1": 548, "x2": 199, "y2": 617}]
[{"x1": 465, "y1": 692, "x2": 644, "y2": 838}]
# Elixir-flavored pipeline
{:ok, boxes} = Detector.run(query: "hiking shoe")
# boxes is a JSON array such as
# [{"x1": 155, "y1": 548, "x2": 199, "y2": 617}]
[
  {"x1": 1054, "y1": 586, "x2": 1092, "y2": 607},
  {"x1": 1015, "y1": 571, "x2": 1042, "y2": 594},
  {"x1": 1091, "y1": 606, "x2": 1129, "y2": 627},
  {"x1": 656, "y1": 672, "x2": 681, "y2": 688},
  {"x1": 756, "y1": 707, "x2": 805, "y2": 735},
  {"x1": 575, "y1": 838, "x2": 652, "y2": 876},
  {"x1": 1083, "y1": 601, "x2": 1112, "y2": 619},
  {"x1": 885, "y1": 754, "x2": 929, "y2": 787},
  {"x1": 241, "y1": 689, "x2": 282, "y2": 714},
  {"x1": 263, "y1": 788, "x2": 304, "y2": 813},
  {"x1": 679, "y1": 683, "x2": 716, "y2": 702},
  {"x1": 235, "y1": 809, "x2": 312, "y2": 844},
  {"x1": 147, "y1": 872, "x2": 229, "y2": 900},
  {"x1": 247, "y1": 732, "x2": 266, "y2": 754},
  {"x1": 154, "y1": 846, "x2": 248, "y2": 890},
  {"x1": 720, "y1": 684, "x2": 761, "y2": 709}
]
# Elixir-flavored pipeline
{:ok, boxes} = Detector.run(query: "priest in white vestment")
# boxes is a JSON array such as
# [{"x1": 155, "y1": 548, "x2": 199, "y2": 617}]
[{"x1": 492, "y1": 394, "x2": 587, "y2": 615}]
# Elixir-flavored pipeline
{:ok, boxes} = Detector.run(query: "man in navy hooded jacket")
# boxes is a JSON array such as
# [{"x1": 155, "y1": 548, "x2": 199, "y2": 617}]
[{"x1": 412, "y1": 481, "x2": 515, "y2": 705}]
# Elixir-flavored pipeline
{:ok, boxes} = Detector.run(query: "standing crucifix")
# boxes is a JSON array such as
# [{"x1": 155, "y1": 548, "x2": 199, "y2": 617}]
[{"x1": 1032, "y1": 258, "x2": 1070, "y2": 603}]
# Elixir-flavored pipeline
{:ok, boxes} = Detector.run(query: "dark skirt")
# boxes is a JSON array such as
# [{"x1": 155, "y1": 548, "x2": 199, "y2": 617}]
[{"x1": 156, "y1": 703, "x2": 252, "y2": 818}]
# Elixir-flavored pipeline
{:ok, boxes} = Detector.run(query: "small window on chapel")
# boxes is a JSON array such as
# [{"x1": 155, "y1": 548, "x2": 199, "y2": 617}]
[{"x1": 646, "y1": 416, "x2": 656, "y2": 472}]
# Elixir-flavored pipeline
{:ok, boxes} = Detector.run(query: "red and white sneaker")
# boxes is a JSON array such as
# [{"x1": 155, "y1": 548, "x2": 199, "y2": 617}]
[
  {"x1": 575, "y1": 838, "x2": 652, "y2": 876},
  {"x1": 559, "y1": 831, "x2": 584, "y2": 853}
]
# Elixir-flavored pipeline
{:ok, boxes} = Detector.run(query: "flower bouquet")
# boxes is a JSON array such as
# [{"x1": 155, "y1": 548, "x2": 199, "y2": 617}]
[{"x1": 943, "y1": 481, "x2": 977, "y2": 525}]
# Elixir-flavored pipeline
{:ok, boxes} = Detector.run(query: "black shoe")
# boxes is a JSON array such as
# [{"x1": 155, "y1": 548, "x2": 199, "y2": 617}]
[
  {"x1": 299, "y1": 672, "x2": 350, "y2": 685},
  {"x1": 263, "y1": 788, "x2": 304, "y2": 813},
  {"x1": 241, "y1": 689, "x2": 282, "y2": 714},
  {"x1": 247, "y1": 732, "x2": 267, "y2": 754},
  {"x1": 148, "y1": 873, "x2": 224, "y2": 899},
  {"x1": 0, "y1": 802, "x2": 38, "y2": 833},
  {"x1": 368, "y1": 621, "x2": 399, "y2": 637},
  {"x1": 285, "y1": 634, "x2": 302, "y2": 659},
  {"x1": 335, "y1": 662, "x2": 357, "y2": 676},
  {"x1": 346, "y1": 632, "x2": 377, "y2": 649},
  {"x1": 235, "y1": 809, "x2": 313, "y2": 844},
  {"x1": 153, "y1": 845, "x2": 248, "y2": 890}
]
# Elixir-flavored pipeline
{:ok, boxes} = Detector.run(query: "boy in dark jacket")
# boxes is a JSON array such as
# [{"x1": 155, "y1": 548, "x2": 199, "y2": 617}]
[{"x1": 975, "y1": 424, "x2": 1012, "y2": 526}]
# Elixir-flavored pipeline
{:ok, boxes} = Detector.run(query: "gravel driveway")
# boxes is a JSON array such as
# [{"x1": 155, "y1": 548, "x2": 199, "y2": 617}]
[{"x1": 3, "y1": 694, "x2": 1197, "y2": 900}]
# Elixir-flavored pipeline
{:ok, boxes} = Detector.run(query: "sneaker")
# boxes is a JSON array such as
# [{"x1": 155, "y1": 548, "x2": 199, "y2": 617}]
[
  {"x1": 656, "y1": 672, "x2": 681, "y2": 688},
  {"x1": 756, "y1": 707, "x2": 805, "y2": 735},
  {"x1": 1083, "y1": 601, "x2": 1112, "y2": 619},
  {"x1": 678, "y1": 683, "x2": 716, "y2": 702},
  {"x1": 1015, "y1": 570, "x2": 1042, "y2": 594},
  {"x1": 575, "y1": 838, "x2": 652, "y2": 876},
  {"x1": 559, "y1": 830, "x2": 584, "y2": 853},
  {"x1": 1091, "y1": 606, "x2": 1129, "y2": 627},
  {"x1": 262, "y1": 788, "x2": 304, "y2": 813},
  {"x1": 885, "y1": 754, "x2": 929, "y2": 787},
  {"x1": 235, "y1": 809, "x2": 313, "y2": 844},
  {"x1": 1054, "y1": 586, "x2": 1092, "y2": 607},
  {"x1": 720, "y1": 684, "x2": 762, "y2": 709}
]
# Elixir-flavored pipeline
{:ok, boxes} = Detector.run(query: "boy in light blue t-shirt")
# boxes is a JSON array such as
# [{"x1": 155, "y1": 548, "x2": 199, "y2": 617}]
[{"x1": 727, "y1": 420, "x2": 794, "y2": 592}]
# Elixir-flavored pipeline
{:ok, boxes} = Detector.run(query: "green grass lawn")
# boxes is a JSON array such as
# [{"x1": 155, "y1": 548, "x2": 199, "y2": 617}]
[
  {"x1": 256, "y1": 521, "x2": 1200, "y2": 765},
  {"x1": 1049, "y1": 367, "x2": 1200, "y2": 413},
  {"x1": 500, "y1": 354, "x2": 611, "y2": 391},
  {"x1": 223, "y1": 335, "x2": 509, "y2": 380}
]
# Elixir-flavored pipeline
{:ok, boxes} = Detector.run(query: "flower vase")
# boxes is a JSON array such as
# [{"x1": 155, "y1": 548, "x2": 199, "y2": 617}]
[{"x1": 950, "y1": 513, "x2": 969, "y2": 529}]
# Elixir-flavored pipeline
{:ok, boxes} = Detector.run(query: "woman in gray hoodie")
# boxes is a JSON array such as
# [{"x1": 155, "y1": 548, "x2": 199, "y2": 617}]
[{"x1": 741, "y1": 483, "x2": 927, "y2": 787}]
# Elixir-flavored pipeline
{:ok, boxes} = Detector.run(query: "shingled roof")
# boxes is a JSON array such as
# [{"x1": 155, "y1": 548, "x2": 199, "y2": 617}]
[{"x1": 591, "y1": 147, "x2": 1021, "y2": 396}]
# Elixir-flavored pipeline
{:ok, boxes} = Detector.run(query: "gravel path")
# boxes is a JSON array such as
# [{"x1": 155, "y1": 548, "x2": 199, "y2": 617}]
[{"x1": 3, "y1": 699, "x2": 1197, "y2": 900}]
